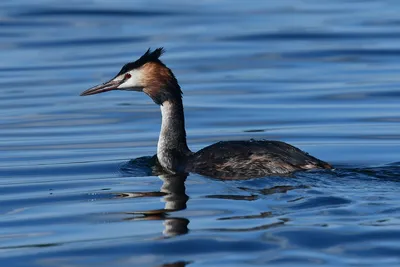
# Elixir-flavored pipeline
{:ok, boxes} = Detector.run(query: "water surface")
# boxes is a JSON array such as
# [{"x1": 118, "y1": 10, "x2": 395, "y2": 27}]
[{"x1": 1, "y1": 0, "x2": 400, "y2": 266}]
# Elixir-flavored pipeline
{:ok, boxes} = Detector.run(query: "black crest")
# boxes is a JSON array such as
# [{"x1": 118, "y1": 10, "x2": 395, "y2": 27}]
[{"x1": 116, "y1": 47, "x2": 165, "y2": 76}]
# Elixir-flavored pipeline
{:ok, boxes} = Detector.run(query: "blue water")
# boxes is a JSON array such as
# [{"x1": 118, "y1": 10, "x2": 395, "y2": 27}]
[{"x1": 1, "y1": 0, "x2": 400, "y2": 266}]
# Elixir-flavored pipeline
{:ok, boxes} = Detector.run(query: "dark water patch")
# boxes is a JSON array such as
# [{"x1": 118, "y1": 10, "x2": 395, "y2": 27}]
[
  {"x1": 319, "y1": 90, "x2": 400, "y2": 102},
  {"x1": 0, "y1": 32, "x2": 25, "y2": 38},
  {"x1": 243, "y1": 129, "x2": 265, "y2": 133},
  {"x1": 63, "y1": 238, "x2": 272, "y2": 255},
  {"x1": 0, "y1": 77, "x2": 87, "y2": 89},
  {"x1": 0, "y1": 62, "x2": 120, "y2": 73},
  {"x1": 273, "y1": 228, "x2": 400, "y2": 249},
  {"x1": 0, "y1": 179, "x2": 107, "y2": 195},
  {"x1": 15, "y1": 8, "x2": 184, "y2": 18},
  {"x1": 366, "y1": 90, "x2": 400, "y2": 98},
  {"x1": 289, "y1": 196, "x2": 352, "y2": 210},
  {"x1": 254, "y1": 6, "x2": 354, "y2": 15},
  {"x1": 0, "y1": 20, "x2": 67, "y2": 28},
  {"x1": 363, "y1": 117, "x2": 400, "y2": 123},
  {"x1": 218, "y1": 211, "x2": 273, "y2": 221},
  {"x1": 239, "y1": 185, "x2": 310, "y2": 195},
  {"x1": 208, "y1": 220, "x2": 286, "y2": 233},
  {"x1": 345, "y1": 246, "x2": 400, "y2": 258},
  {"x1": 13, "y1": 36, "x2": 148, "y2": 49},
  {"x1": 0, "y1": 213, "x2": 95, "y2": 228},
  {"x1": 161, "y1": 262, "x2": 191, "y2": 267},
  {"x1": 362, "y1": 18, "x2": 400, "y2": 26},
  {"x1": 262, "y1": 255, "x2": 328, "y2": 266},
  {"x1": 1, "y1": 238, "x2": 272, "y2": 261},
  {"x1": 284, "y1": 48, "x2": 400, "y2": 60},
  {"x1": 0, "y1": 161, "x2": 120, "y2": 180},
  {"x1": 205, "y1": 194, "x2": 258, "y2": 201},
  {"x1": 222, "y1": 32, "x2": 400, "y2": 42},
  {"x1": 355, "y1": 166, "x2": 400, "y2": 181}
]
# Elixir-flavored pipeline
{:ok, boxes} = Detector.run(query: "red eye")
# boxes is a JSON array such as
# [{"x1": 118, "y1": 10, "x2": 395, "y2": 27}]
[{"x1": 125, "y1": 73, "x2": 131, "y2": 79}]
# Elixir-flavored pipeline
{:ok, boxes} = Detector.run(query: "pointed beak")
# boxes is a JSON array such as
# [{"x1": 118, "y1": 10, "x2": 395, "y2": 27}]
[{"x1": 80, "y1": 79, "x2": 122, "y2": 96}]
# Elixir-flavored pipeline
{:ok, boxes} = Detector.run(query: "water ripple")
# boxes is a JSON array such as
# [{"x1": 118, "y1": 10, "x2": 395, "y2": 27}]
[
  {"x1": 223, "y1": 32, "x2": 400, "y2": 41},
  {"x1": 15, "y1": 8, "x2": 185, "y2": 18},
  {"x1": 1, "y1": 0, "x2": 400, "y2": 266}
]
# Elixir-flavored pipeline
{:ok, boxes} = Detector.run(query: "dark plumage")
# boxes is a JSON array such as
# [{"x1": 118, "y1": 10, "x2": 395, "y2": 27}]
[
  {"x1": 189, "y1": 140, "x2": 331, "y2": 179},
  {"x1": 116, "y1": 47, "x2": 165, "y2": 76}
]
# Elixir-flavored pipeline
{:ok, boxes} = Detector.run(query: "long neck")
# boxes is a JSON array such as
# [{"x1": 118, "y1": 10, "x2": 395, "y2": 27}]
[{"x1": 157, "y1": 99, "x2": 191, "y2": 173}]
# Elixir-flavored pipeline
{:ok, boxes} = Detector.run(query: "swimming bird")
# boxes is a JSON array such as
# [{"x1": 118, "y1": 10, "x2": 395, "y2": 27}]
[{"x1": 81, "y1": 48, "x2": 331, "y2": 179}]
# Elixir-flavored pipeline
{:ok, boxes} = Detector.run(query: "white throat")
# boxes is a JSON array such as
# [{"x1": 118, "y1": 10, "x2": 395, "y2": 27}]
[
  {"x1": 156, "y1": 100, "x2": 190, "y2": 173},
  {"x1": 157, "y1": 101, "x2": 174, "y2": 169}
]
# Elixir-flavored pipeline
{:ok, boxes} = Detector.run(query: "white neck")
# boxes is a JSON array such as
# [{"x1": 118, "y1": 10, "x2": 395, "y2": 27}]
[
  {"x1": 157, "y1": 101, "x2": 174, "y2": 164},
  {"x1": 157, "y1": 100, "x2": 191, "y2": 173}
]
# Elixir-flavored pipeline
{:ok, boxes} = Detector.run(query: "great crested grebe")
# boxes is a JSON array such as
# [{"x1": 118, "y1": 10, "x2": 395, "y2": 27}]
[{"x1": 81, "y1": 48, "x2": 331, "y2": 179}]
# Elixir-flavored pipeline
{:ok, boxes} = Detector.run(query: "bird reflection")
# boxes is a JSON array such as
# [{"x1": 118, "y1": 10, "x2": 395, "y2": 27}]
[{"x1": 118, "y1": 158, "x2": 189, "y2": 237}]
